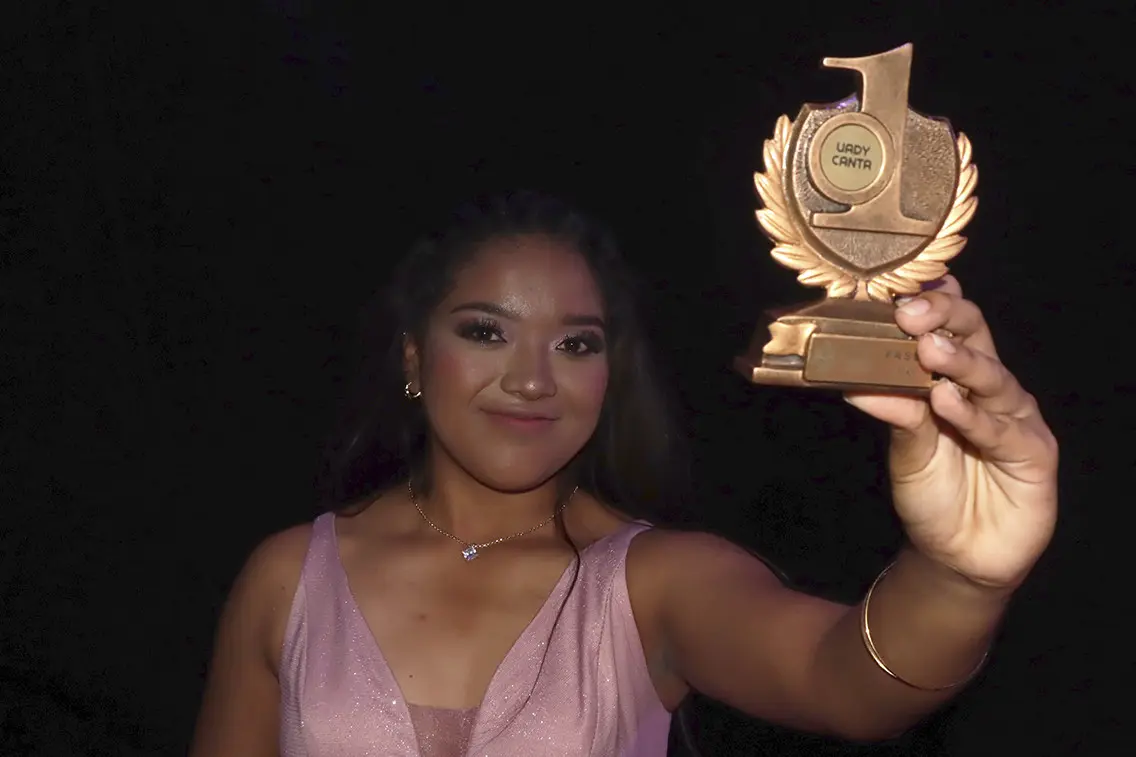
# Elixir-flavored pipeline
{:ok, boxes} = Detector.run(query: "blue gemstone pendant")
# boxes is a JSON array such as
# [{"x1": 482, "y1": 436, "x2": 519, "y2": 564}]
[{"x1": 462, "y1": 545, "x2": 479, "y2": 561}]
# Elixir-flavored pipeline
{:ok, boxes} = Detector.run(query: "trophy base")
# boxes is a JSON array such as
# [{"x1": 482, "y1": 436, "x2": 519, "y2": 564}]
[{"x1": 734, "y1": 298, "x2": 934, "y2": 394}]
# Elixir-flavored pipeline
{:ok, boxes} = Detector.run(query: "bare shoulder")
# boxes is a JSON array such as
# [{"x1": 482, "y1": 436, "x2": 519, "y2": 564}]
[
  {"x1": 624, "y1": 527, "x2": 854, "y2": 733},
  {"x1": 627, "y1": 528, "x2": 784, "y2": 601},
  {"x1": 234, "y1": 522, "x2": 314, "y2": 668},
  {"x1": 624, "y1": 528, "x2": 786, "y2": 634},
  {"x1": 622, "y1": 528, "x2": 790, "y2": 708},
  {"x1": 189, "y1": 521, "x2": 315, "y2": 756},
  {"x1": 240, "y1": 522, "x2": 313, "y2": 594},
  {"x1": 624, "y1": 528, "x2": 797, "y2": 642}
]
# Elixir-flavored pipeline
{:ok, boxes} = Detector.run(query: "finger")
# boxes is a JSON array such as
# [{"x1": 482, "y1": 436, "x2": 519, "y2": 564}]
[
  {"x1": 843, "y1": 391, "x2": 930, "y2": 432},
  {"x1": 916, "y1": 332, "x2": 1025, "y2": 414},
  {"x1": 926, "y1": 380, "x2": 1048, "y2": 467},
  {"x1": 895, "y1": 291, "x2": 998, "y2": 358}
]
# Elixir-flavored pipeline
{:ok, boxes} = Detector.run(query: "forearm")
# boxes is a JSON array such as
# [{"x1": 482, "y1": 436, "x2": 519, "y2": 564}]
[{"x1": 812, "y1": 545, "x2": 1011, "y2": 740}]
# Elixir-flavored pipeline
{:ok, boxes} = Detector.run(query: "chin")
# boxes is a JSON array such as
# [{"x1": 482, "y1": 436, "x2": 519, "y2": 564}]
[
  {"x1": 458, "y1": 451, "x2": 576, "y2": 494},
  {"x1": 431, "y1": 432, "x2": 586, "y2": 494},
  {"x1": 467, "y1": 466, "x2": 562, "y2": 494}
]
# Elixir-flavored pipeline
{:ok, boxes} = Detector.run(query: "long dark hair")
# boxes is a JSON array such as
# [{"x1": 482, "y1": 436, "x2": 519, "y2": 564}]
[
  {"x1": 315, "y1": 190, "x2": 688, "y2": 521},
  {"x1": 314, "y1": 190, "x2": 702, "y2": 755}
]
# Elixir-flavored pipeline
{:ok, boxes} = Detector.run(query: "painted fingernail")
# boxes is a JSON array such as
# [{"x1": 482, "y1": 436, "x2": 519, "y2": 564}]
[
  {"x1": 929, "y1": 332, "x2": 956, "y2": 353},
  {"x1": 897, "y1": 297, "x2": 931, "y2": 315}
]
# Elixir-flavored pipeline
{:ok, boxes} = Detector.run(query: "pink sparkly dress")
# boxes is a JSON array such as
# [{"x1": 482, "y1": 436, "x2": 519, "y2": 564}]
[{"x1": 278, "y1": 513, "x2": 672, "y2": 756}]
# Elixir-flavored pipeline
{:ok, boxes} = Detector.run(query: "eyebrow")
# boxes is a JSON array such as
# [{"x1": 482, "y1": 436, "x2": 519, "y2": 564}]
[{"x1": 449, "y1": 301, "x2": 606, "y2": 329}]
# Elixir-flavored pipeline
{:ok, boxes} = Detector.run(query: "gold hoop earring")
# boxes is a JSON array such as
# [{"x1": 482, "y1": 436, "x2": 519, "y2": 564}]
[{"x1": 404, "y1": 381, "x2": 422, "y2": 400}]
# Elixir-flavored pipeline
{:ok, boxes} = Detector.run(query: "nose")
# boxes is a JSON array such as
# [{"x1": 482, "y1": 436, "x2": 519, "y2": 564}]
[{"x1": 500, "y1": 342, "x2": 557, "y2": 401}]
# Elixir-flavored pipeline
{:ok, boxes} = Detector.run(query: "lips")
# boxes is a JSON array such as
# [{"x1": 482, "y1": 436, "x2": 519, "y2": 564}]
[{"x1": 482, "y1": 408, "x2": 558, "y2": 430}]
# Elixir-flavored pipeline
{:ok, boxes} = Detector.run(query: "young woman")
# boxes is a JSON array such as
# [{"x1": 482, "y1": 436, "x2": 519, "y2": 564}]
[{"x1": 189, "y1": 192, "x2": 1058, "y2": 756}]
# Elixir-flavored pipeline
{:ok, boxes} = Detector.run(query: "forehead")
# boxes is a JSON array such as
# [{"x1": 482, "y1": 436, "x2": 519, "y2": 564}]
[{"x1": 444, "y1": 234, "x2": 604, "y2": 314}]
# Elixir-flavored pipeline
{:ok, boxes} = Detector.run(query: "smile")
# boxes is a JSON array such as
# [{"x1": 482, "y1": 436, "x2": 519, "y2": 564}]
[{"x1": 481, "y1": 409, "x2": 558, "y2": 430}]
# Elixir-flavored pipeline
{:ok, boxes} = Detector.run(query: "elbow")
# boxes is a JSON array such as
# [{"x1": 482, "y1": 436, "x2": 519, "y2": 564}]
[
  {"x1": 839, "y1": 725, "x2": 911, "y2": 744},
  {"x1": 826, "y1": 715, "x2": 916, "y2": 744},
  {"x1": 808, "y1": 662, "x2": 926, "y2": 742},
  {"x1": 815, "y1": 694, "x2": 918, "y2": 742}
]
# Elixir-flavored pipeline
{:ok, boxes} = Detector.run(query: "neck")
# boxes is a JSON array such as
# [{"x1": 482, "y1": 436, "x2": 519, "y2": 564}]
[{"x1": 411, "y1": 450, "x2": 569, "y2": 545}]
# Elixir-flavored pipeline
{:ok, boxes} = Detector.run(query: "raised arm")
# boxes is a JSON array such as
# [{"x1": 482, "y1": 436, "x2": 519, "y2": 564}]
[
  {"x1": 189, "y1": 525, "x2": 309, "y2": 757},
  {"x1": 634, "y1": 531, "x2": 1008, "y2": 740},
  {"x1": 635, "y1": 276, "x2": 1057, "y2": 741}
]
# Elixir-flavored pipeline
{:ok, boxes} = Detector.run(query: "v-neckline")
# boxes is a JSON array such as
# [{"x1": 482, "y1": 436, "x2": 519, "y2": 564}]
[{"x1": 329, "y1": 515, "x2": 621, "y2": 753}]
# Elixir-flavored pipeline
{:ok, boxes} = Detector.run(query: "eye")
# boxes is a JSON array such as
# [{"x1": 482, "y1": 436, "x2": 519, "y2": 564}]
[
  {"x1": 456, "y1": 318, "x2": 506, "y2": 344},
  {"x1": 557, "y1": 331, "x2": 605, "y2": 356}
]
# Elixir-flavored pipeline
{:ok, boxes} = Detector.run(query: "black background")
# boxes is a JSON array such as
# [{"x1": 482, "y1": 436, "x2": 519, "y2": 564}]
[{"x1": 2, "y1": 1, "x2": 1130, "y2": 755}]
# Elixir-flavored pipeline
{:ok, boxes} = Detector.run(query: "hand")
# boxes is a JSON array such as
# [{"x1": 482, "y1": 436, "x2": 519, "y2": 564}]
[{"x1": 844, "y1": 276, "x2": 1058, "y2": 591}]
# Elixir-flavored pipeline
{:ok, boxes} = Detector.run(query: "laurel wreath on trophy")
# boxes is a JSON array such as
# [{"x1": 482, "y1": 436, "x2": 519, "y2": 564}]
[{"x1": 754, "y1": 115, "x2": 978, "y2": 302}]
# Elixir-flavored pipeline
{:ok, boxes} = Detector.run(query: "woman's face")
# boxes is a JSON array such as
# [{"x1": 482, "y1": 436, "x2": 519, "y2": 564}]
[{"x1": 406, "y1": 234, "x2": 610, "y2": 492}]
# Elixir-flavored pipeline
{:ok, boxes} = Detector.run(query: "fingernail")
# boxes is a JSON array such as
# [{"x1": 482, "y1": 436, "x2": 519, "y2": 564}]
[
  {"x1": 897, "y1": 297, "x2": 931, "y2": 315},
  {"x1": 929, "y1": 332, "x2": 956, "y2": 353},
  {"x1": 939, "y1": 379, "x2": 964, "y2": 401}
]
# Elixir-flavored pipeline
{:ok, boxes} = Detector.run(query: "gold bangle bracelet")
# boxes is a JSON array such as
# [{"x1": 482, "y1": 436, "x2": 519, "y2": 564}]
[{"x1": 860, "y1": 562, "x2": 990, "y2": 692}]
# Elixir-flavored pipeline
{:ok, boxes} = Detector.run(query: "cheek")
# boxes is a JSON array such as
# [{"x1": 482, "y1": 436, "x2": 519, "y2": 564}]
[
  {"x1": 563, "y1": 361, "x2": 609, "y2": 414},
  {"x1": 422, "y1": 336, "x2": 497, "y2": 398}
]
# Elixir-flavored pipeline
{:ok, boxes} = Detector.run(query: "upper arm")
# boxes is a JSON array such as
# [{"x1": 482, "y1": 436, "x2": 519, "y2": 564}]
[
  {"x1": 189, "y1": 524, "x2": 311, "y2": 757},
  {"x1": 630, "y1": 530, "x2": 849, "y2": 734}
]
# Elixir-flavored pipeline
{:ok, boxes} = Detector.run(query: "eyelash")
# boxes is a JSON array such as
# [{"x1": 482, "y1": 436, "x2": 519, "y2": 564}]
[
  {"x1": 457, "y1": 318, "x2": 506, "y2": 344},
  {"x1": 456, "y1": 318, "x2": 605, "y2": 356}
]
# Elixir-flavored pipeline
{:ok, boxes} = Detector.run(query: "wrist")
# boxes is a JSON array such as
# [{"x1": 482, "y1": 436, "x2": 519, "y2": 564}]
[
  {"x1": 861, "y1": 561, "x2": 992, "y2": 691},
  {"x1": 898, "y1": 544, "x2": 1017, "y2": 609},
  {"x1": 849, "y1": 547, "x2": 1008, "y2": 694}
]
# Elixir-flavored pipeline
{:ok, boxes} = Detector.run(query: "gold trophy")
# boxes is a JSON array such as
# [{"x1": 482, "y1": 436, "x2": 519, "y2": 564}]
[{"x1": 734, "y1": 43, "x2": 977, "y2": 394}]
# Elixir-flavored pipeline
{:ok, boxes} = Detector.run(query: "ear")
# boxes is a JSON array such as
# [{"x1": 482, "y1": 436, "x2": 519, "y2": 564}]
[{"x1": 402, "y1": 332, "x2": 421, "y2": 391}]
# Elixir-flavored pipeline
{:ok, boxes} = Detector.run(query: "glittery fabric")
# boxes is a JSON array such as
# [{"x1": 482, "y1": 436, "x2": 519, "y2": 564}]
[
  {"x1": 406, "y1": 705, "x2": 477, "y2": 757},
  {"x1": 279, "y1": 513, "x2": 671, "y2": 756}
]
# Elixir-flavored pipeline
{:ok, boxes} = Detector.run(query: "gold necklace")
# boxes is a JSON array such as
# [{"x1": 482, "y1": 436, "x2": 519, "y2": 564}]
[{"x1": 408, "y1": 480, "x2": 576, "y2": 562}]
